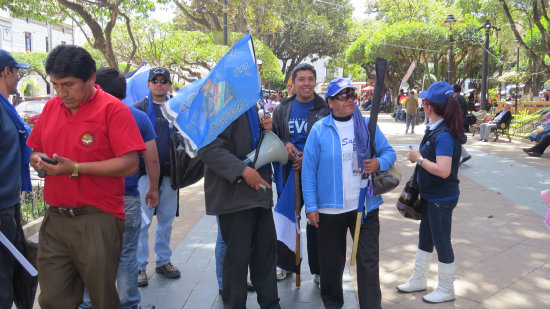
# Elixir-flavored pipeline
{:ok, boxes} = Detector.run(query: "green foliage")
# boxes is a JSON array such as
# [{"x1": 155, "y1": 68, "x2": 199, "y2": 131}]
[
  {"x1": 12, "y1": 52, "x2": 48, "y2": 80},
  {"x1": 108, "y1": 18, "x2": 282, "y2": 86},
  {"x1": 498, "y1": 71, "x2": 529, "y2": 84},
  {"x1": 2, "y1": 0, "x2": 170, "y2": 70}
]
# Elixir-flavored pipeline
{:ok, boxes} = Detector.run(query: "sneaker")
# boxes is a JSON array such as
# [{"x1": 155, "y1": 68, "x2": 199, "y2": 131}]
[
  {"x1": 459, "y1": 155, "x2": 472, "y2": 165},
  {"x1": 522, "y1": 147, "x2": 534, "y2": 153},
  {"x1": 137, "y1": 270, "x2": 148, "y2": 287},
  {"x1": 313, "y1": 274, "x2": 320, "y2": 286},
  {"x1": 155, "y1": 262, "x2": 181, "y2": 278},
  {"x1": 276, "y1": 267, "x2": 288, "y2": 281}
]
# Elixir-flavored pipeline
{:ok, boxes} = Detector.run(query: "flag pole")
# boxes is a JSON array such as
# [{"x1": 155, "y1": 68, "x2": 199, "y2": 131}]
[
  {"x1": 294, "y1": 169, "x2": 301, "y2": 286},
  {"x1": 350, "y1": 58, "x2": 387, "y2": 267}
]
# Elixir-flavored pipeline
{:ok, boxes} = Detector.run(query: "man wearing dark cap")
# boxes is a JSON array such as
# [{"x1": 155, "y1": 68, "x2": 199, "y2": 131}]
[
  {"x1": 0, "y1": 49, "x2": 32, "y2": 309},
  {"x1": 133, "y1": 67, "x2": 181, "y2": 287}
]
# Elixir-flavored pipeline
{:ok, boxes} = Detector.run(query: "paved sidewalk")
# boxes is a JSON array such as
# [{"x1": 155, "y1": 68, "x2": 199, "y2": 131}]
[{"x1": 28, "y1": 114, "x2": 550, "y2": 308}]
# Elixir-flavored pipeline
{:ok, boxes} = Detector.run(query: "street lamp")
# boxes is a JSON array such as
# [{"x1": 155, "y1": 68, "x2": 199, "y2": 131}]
[
  {"x1": 478, "y1": 20, "x2": 499, "y2": 111},
  {"x1": 514, "y1": 39, "x2": 520, "y2": 113},
  {"x1": 445, "y1": 14, "x2": 456, "y2": 84}
]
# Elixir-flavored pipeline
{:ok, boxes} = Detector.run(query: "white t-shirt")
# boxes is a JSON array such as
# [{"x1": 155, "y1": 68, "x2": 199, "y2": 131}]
[{"x1": 319, "y1": 118, "x2": 362, "y2": 215}]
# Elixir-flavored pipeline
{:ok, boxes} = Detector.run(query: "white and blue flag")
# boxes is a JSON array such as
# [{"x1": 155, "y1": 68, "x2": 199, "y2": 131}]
[
  {"x1": 162, "y1": 34, "x2": 261, "y2": 157},
  {"x1": 273, "y1": 169, "x2": 303, "y2": 273}
]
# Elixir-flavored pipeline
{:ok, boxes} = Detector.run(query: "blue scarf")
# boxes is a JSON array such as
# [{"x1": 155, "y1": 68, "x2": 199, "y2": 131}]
[
  {"x1": 1, "y1": 94, "x2": 31, "y2": 191},
  {"x1": 147, "y1": 93, "x2": 171, "y2": 135},
  {"x1": 246, "y1": 107, "x2": 260, "y2": 149},
  {"x1": 353, "y1": 106, "x2": 372, "y2": 222},
  {"x1": 353, "y1": 106, "x2": 371, "y2": 175}
]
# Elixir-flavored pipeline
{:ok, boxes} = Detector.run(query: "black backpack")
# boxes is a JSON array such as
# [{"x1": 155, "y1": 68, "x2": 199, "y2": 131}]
[{"x1": 169, "y1": 131, "x2": 204, "y2": 190}]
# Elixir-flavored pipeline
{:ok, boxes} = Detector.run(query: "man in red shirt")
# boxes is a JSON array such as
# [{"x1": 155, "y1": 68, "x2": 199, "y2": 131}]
[{"x1": 27, "y1": 45, "x2": 146, "y2": 309}]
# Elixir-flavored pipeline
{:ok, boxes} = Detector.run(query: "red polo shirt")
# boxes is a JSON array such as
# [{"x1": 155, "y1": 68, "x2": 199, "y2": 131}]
[{"x1": 27, "y1": 86, "x2": 146, "y2": 219}]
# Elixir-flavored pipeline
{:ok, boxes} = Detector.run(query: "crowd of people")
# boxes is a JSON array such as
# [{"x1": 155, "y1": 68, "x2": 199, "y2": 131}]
[{"x1": 1, "y1": 42, "x2": 548, "y2": 309}]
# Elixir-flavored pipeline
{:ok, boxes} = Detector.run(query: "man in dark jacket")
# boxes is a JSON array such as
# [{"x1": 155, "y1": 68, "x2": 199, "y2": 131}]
[
  {"x1": 272, "y1": 63, "x2": 329, "y2": 283},
  {"x1": 198, "y1": 109, "x2": 280, "y2": 309},
  {"x1": 479, "y1": 102, "x2": 512, "y2": 142}
]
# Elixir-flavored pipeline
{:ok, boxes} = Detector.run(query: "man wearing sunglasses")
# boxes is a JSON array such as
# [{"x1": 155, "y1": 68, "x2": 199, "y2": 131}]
[{"x1": 133, "y1": 67, "x2": 181, "y2": 287}]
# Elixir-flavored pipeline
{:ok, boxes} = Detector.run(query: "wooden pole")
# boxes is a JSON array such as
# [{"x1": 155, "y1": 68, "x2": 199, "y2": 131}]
[
  {"x1": 350, "y1": 213, "x2": 362, "y2": 266},
  {"x1": 294, "y1": 169, "x2": 301, "y2": 286}
]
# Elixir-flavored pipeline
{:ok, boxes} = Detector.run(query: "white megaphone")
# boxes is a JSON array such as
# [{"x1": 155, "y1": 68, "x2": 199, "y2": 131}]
[{"x1": 242, "y1": 131, "x2": 288, "y2": 169}]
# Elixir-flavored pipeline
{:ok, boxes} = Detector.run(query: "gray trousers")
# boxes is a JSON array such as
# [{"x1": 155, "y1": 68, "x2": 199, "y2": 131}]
[{"x1": 405, "y1": 113, "x2": 417, "y2": 132}]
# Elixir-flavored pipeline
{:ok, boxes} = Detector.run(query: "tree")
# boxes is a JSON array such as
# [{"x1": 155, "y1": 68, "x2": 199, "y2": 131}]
[
  {"x1": 1, "y1": 0, "x2": 168, "y2": 73},
  {"x1": 108, "y1": 19, "x2": 283, "y2": 87},
  {"x1": 174, "y1": 0, "x2": 354, "y2": 83},
  {"x1": 12, "y1": 52, "x2": 50, "y2": 94}
]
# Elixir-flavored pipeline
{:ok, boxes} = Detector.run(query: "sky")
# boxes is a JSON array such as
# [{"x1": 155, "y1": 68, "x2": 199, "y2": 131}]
[{"x1": 351, "y1": 0, "x2": 367, "y2": 21}]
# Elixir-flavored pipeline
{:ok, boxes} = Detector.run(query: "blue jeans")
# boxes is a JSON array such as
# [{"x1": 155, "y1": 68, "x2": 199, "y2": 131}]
[
  {"x1": 80, "y1": 196, "x2": 142, "y2": 309},
  {"x1": 0, "y1": 204, "x2": 18, "y2": 308},
  {"x1": 418, "y1": 198, "x2": 457, "y2": 263},
  {"x1": 137, "y1": 176, "x2": 178, "y2": 270},
  {"x1": 215, "y1": 216, "x2": 227, "y2": 291}
]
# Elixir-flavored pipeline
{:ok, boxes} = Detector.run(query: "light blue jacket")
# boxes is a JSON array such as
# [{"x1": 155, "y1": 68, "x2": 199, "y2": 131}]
[{"x1": 302, "y1": 114, "x2": 396, "y2": 214}]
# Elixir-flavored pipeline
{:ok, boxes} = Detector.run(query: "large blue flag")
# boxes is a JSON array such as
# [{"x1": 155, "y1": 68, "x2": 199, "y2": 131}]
[
  {"x1": 123, "y1": 62, "x2": 151, "y2": 106},
  {"x1": 162, "y1": 34, "x2": 261, "y2": 157}
]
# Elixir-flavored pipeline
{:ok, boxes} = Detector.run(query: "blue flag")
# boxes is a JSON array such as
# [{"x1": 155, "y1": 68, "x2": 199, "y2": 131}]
[
  {"x1": 123, "y1": 62, "x2": 151, "y2": 106},
  {"x1": 273, "y1": 168, "x2": 302, "y2": 273},
  {"x1": 162, "y1": 34, "x2": 261, "y2": 157}
]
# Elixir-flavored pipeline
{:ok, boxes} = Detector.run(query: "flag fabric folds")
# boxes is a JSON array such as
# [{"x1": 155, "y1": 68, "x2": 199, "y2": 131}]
[
  {"x1": 273, "y1": 168, "x2": 302, "y2": 273},
  {"x1": 123, "y1": 62, "x2": 151, "y2": 106},
  {"x1": 162, "y1": 34, "x2": 262, "y2": 157}
]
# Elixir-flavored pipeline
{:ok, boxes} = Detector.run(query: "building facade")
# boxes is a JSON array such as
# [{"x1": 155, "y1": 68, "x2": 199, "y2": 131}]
[{"x1": 0, "y1": 10, "x2": 74, "y2": 97}]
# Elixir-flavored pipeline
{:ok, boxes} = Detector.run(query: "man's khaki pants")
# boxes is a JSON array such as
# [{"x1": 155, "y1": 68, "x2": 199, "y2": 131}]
[{"x1": 37, "y1": 207, "x2": 124, "y2": 309}]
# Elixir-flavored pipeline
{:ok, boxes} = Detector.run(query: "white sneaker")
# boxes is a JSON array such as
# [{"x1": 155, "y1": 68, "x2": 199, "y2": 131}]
[{"x1": 276, "y1": 267, "x2": 288, "y2": 280}]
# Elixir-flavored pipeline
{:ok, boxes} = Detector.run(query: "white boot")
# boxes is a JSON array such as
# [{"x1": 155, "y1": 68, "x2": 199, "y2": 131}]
[
  {"x1": 396, "y1": 249, "x2": 432, "y2": 293},
  {"x1": 422, "y1": 261, "x2": 456, "y2": 303}
]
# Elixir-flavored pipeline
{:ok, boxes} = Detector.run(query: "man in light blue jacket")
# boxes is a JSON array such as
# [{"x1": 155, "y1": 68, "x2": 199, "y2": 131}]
[{"x1": 302, "y1": 78, "x2": 396, "y2": 309}]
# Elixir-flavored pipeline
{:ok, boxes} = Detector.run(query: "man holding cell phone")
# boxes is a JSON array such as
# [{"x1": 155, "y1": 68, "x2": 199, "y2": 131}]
[{"x1": 27, "y1": 45, "x2": 146, "y2": 309}]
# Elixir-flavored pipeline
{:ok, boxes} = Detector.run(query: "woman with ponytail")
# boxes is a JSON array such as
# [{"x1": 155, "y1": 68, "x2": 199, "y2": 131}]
[{"x1": 398, "y1": 81, "x2": 463, "y2": 303}]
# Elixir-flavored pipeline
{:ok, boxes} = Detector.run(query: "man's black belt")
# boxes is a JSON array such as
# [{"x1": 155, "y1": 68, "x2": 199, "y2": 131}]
[{"x1": 49, "y1": 206, "x2": 99, "y2": 217}]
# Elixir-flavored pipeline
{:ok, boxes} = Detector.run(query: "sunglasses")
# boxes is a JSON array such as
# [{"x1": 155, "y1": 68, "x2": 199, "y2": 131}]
[
  {"x1": 333, "y1": 92, "x2": 357, "y2": 101},
  {"x1": 151, "y1": 78, "x2": 169, "y2": 84}
]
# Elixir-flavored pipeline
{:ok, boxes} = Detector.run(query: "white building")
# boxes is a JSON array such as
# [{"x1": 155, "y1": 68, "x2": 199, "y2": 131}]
[{"x1": 0, "y1": 10, "x2": 74, "y2": 97}]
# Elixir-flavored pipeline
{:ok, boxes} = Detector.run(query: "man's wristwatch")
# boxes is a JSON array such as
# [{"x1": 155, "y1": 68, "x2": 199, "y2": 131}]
[
  {"x1": 416, "y1": 157, "x2": 424, "y2": 166},
  {"x1": 71, "y1": 162, "x2": 79, "y2": 178}
]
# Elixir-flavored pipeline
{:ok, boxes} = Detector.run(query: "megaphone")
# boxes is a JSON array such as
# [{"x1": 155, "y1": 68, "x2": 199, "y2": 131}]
[{"x1": 242, "y1": 131, "x2": 288, "y2": 169}]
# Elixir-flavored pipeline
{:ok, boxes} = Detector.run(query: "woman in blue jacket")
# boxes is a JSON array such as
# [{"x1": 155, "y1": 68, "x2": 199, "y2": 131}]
[
  {"x1": 397, "y1": 81, "x2": 463, "y2": 303},
  {"x1": 302, "y1": 78, "x2": 396, "y2": 309}
]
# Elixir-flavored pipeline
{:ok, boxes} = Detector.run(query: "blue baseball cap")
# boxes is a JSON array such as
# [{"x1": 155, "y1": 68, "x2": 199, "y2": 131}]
[
  {"x1": 418, "y1": 81, "x2": 454, "y2": 104},
  {"x1": 0, "y1": 49, "x2": 31, "y2": 71},
  {"x1": 325, "y1": 78, "x2": 357, "y2": 100}
]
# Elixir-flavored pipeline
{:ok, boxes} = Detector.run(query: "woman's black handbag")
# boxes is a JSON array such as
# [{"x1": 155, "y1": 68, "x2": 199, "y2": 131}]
[
  {"x1": 372, "y1": 164, "x2": 402, "y2": 195},
  {"x1": 396, "y1": 166, "x2": 422, "y2": 220}
]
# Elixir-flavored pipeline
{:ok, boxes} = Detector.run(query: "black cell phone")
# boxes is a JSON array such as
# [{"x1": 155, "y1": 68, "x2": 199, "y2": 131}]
[{"x1": 40, "y1": 155, "x2": 58, "y2": 165}]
